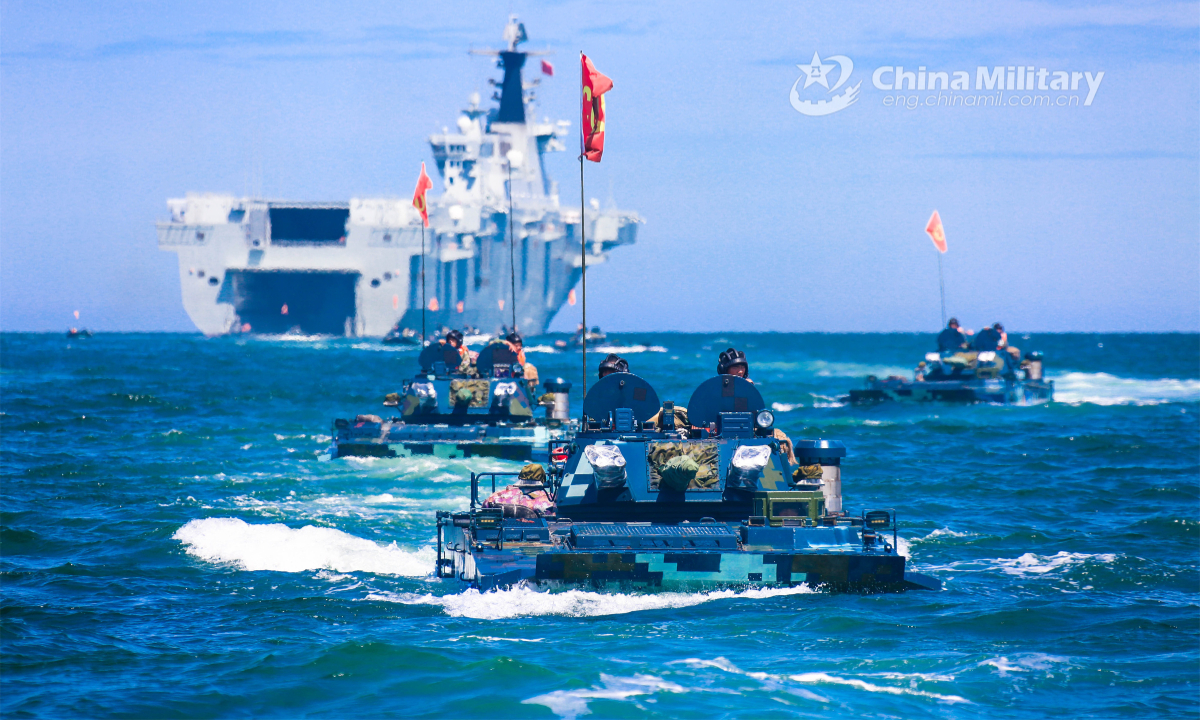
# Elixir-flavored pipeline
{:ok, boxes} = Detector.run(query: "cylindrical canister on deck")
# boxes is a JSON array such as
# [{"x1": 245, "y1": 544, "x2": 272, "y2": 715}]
[
  {"x1": 794, "y1": 439, "x2": 847, "y2": 514},
  {"x1": 543, "y1": 378, "x2": 572, "y2": 421}
]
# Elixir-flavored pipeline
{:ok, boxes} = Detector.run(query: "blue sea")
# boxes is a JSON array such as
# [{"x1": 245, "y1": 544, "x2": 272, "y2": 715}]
[{"x1": 3, "y1": 332, "x2": 1198, "y2": 718}]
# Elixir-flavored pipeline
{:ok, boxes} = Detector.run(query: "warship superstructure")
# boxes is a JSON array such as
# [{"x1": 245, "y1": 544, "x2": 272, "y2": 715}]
[{"x1": 157, "y1": 17, "x2": 641, "y2": 337}]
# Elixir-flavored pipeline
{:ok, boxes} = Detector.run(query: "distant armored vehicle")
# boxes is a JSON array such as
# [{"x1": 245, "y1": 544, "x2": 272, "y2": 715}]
[
  {"x1": 848, "y1": 349, "x2": 1054, "y2": 405},
  {"x1": 326, "y1": 341, "x2": 574, "y2": 463},
  {"x1": 435, "y1": 372, "x2": 940, "y2": 592}
]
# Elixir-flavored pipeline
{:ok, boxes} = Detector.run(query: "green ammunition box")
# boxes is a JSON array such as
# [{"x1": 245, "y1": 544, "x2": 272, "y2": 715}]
[{"x1": 753, "y1": 490, "x2": 825, "y2": 527}]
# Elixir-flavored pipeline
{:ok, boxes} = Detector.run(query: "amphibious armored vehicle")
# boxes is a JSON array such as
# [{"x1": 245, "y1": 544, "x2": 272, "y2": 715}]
[
  {"x1": 435, "y1": 372, "x2": 940, "y2": 592},
  {"x1": 848, "y1": 349, "x2": 1054, "y2": 405},
  {"x1": 326, "y1": 340, "x2": 574, "y2": 462}
]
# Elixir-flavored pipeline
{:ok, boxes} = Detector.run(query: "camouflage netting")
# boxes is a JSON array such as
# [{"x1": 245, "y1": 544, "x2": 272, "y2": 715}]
[
  {"x1": 794, "y1": 464, "x2": 824, "y2": 481},
  {"x1": 450, "y1": 379, "x2": 490, "y2": 407},
  {"x1": 648, "y1": 441, "x2": 719, "y2": 492},
  {"x1": 517, "y1": 463, "x2": 546, "y2": 485}
]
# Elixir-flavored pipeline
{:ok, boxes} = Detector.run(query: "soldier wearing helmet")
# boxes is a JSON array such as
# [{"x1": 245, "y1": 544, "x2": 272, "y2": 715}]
[
  {"x1": 716, "y1": 347, "x2": 796, "y2": 463},
  {"x1": 717, "y1": 348, "x2": 749, "y2": 379},
  {"x1": 506, "y1": 331, "x2": 539, "y2": 392},
  {"x1": 418, "y1": 329, "x2": 472, "y2": 375},
  {"x1": 598, "y1": 353, "x2": 628, "y2": 379}
]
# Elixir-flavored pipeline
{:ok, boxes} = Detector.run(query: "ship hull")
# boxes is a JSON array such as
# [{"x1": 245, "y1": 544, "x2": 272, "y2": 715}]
[{"x1": 159, "y1": 198, "x2": 638, "y2": 337}]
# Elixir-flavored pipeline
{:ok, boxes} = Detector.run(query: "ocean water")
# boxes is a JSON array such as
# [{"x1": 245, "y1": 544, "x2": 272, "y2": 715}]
[{"x1": 2, "y1": 332, "x2": 1197, "y2": 718}]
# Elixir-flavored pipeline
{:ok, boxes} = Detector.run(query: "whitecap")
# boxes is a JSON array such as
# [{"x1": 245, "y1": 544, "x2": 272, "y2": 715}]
[
  {"x1": 591, "y1": 344, "x2": 668, "y2": 354},
  {"x1": 173, "y1": 517, "x2": 433, "y2": 576},
  {"x1": 788, "y1": 672, "x2": 969, "y2": 704},
  {"x1": 368, "y1": 582, "x2": 812, "y2": 619},
  {"x1": 772, "y1": 402, "x2": 803, "y2": 412},
  {"x1": 994, "y1": 551, "x2": 1116, "y2": 576},
  {"x1": 923, "y1": 551, "x2": 1116, "y2": 577},
  {"x1": 674, "y1": 657, "x2": 964, "y2": 704},
  {"x1": 979, "y1": 653, "x2": 1071, "y2": 677},
  {"x1": 1051, "y1": 371, "x2": 1200, "y2": 406},
  {"x1": 913, "y1": 527, "x2": 974, "y2": 542},
  {"x1": 523, "y1": 673, "x2": 687, "y2": 719}
]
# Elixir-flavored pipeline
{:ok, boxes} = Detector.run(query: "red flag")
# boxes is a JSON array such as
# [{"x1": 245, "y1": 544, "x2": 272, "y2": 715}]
[
  {"x1": 541, "y1": 59, "x2": 554, "y2": 76},
  {"x1": 412, "y1": 162, "x2": 433, "y2": 228},
  {"x1": 581, "y1": 53, "x2": 613, "y2": 162},
  {"x1": 925, "y1": 210, "x2": 947, "y2": 253}
]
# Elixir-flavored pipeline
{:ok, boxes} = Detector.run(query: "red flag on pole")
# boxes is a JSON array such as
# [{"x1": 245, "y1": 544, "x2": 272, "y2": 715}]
[
  {"x1": 925, "y1": 210, "x2": 947, "y2": 253},
  {"x1": 412, "y1": 162, "x2": 433, "y2": 227},
  {"x1": 581, "y1": 53, "x2": 613, "y2": 162},
  {"x1": 541, "y1": 59, "x2": 554, "y2": 76}
]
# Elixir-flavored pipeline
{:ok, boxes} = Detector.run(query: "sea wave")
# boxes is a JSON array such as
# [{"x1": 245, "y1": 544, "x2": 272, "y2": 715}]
[
  {"x1": 676, "y1": 657, "x2": 968, "y2": 704},
  {"x1": 924, "y1": 551, "x2": 1117, "y2": 577},
  {"x1": 523, "y1": 673, "x2": 688, "y2": 719},
  {"x1": 173, "y1": 518, "x2": 433, "y2": 576},
  {"x1": 1051, "y1": 372, "x2": 1200, "y2": 406},
  {"x1": 369, "y1": 583, "x2": 812, "y2": 619}
]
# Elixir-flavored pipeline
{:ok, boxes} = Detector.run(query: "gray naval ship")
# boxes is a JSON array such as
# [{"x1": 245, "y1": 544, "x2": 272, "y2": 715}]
[{"x1": 157, "y1": 17, "x2": 641, "y2": 337}]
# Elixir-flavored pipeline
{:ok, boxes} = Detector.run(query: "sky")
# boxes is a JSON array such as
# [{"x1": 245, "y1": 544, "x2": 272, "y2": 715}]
[{"x1": 1, "y1": 0, "x2": 1197, "y2": 333}]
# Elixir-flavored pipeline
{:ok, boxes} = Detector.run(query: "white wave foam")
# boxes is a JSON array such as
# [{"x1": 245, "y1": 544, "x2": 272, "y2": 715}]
[
  {"x1": 795, "y1": 359, "x2": 911, "y2": 379},
  {"x1": 523, "y1": 345, "x2": 559, "y2": 353},
  {"x1": 789, "y1": 672, "x2": 969, "y2": 704},
  {"x1": 912, "y1": 528, "x2": 974, "y2": 543},
  {"x1": 369, "y1": 582, "x2": 812, "y2": 619},
  {"x1": 675, "y1": 657, "x2": 965, "y2": 704},
  {"x1": 174, "y1": 518, "x2": 433, "y2": 576},
  {"x1": 592, "y1": 344, "x2": 668, "y2": 354},
  {"x1": 980, "y1": 653, "x2": 1071, "y2": 677},
  {"x1": 772, "y1": 402, "x2": 802, "y2": 412},
  {"x1": 924, "y1": 551, "x2": 1116, "y2": 578},
  {"x1": 1052, "y1": 372, "x2": 1200, "y2": 406},
  {"x1": 995, "y1": 551, "x2": 1116, "y2": 576},
  {"x1": 524, "y1": 673, "x2": 687, "y2": 719}
]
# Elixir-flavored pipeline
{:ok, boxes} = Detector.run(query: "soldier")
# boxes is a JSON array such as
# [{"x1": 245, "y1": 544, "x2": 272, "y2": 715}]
[
  {"x1": 507, "y1": 332, "x2": 539, "y2": 394},
  {"x1": 715, "y1": 347, "x2": 796, "y2": 464},
  {"x1": 973, "y1": 322, "x2": 1003, "y2": 352},
  {"x1": 418, "y1": 329, "x2": 471, "y2": 374},
  {"x1": 937, "y1": 318, "x2": 968, "y2": 353},
  {"x1": 717, "y1": 348, "x2": 749, "y2": 379},
  {"x1": 598, "y1": 353, "x2": 628, "y2": 379}
]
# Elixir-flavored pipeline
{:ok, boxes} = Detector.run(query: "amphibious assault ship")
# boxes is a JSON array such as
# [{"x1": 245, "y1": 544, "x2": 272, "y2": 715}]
[{"x1": 157, "y1": 17, "x2": 641, "y2": 337}]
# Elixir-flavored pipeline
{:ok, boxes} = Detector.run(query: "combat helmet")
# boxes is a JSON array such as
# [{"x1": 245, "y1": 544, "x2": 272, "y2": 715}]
[
  {"x1": 598, "y1": 353, "x2": 628, "y2": 377},
  {"x1": 717, "y1": 347, "x2": 748, "y2": 376}
]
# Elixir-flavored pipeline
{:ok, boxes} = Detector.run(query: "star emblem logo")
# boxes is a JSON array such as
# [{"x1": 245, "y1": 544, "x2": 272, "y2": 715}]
[
  {"x1": 798, "y1": 52, "x2": 835, "y2": 90},
  {"x1": 789, "y1": 52, "x2": 861, "y2": 117}
]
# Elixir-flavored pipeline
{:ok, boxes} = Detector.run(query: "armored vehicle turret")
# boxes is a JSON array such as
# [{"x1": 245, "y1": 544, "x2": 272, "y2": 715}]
[{"x1": 435, "y1": 372, "x2": 940, "y2": 592}]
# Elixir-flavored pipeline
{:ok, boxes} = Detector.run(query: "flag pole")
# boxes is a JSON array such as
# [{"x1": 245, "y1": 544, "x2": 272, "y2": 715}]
[
  {"x1": 937, "y1": 251, "x2": 946, "y2": 327},
  {"x1": 421, "y1": 224, "x2": 426, "y2": 344},
  {"x1": 508, "y1": 159, "x2": 517, "y2": 333},
  {"x1": 579, "y1": 51, "x2": 588, "y2": 401}
]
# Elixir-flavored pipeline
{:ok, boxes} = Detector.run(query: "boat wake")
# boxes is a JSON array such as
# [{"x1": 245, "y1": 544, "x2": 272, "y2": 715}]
[
  {"x1": 923, "y1": 551, "x2": 1117, "y2": 577},
  {"x1": 173, "y1": 517, "x2": 433, "y2": 576},
  {"x1": 1051, "y1": 372, "x2": 1200, "y2": 406},
  {"x1": 368, "y1": 583, "x2": 813, "y2": 619}
]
